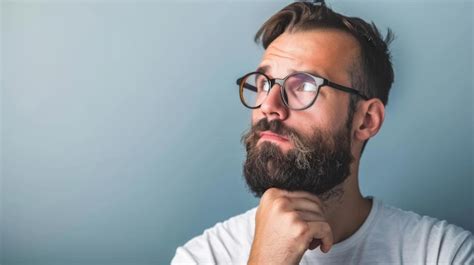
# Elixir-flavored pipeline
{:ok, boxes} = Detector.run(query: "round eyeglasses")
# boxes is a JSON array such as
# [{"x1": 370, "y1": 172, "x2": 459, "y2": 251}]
[{"x1": 236, "y1": 71, "x2": 368, "y2": 110}]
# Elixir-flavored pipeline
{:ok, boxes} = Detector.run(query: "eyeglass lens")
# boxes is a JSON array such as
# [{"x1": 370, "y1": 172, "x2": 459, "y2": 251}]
[{"x1": 240, "y1": 72, "x2": 320, "y2": 109}]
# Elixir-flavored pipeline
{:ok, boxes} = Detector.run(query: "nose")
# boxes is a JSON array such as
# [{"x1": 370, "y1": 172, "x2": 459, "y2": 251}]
[{"x1": 260, "y1": 83, "x2": 289, "y2": 121}]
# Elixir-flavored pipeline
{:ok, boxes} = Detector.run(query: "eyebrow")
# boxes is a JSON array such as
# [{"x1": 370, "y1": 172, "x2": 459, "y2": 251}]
[
  {"x1": 256, "y1": 65, "x2": 270, "y2": 74},
  {"x1": 255, "y1": 65, "x2": 326, "y2": 79}
]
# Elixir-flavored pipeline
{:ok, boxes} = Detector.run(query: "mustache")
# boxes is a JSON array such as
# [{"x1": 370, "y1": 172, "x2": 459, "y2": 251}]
[
  {"x1": 241, "y1": 118, "x2": 314, "y2": 154},
  {"x1": 249, "y1": 118, "x2": 295, "y2": 137}
]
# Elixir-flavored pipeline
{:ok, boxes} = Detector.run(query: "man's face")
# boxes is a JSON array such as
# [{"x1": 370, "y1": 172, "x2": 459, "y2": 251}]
[{"x1": 242, "y1": 29, "x2": 360, "y2": 199}]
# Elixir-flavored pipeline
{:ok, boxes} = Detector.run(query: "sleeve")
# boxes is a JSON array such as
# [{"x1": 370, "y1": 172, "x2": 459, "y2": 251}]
[
  {"x1": 170, "y1": 246, "x2": 200, "y2": 265},
  {"x1": 428, "y1": 220, "x2": 474, "y2": 265},
  {"x1": 451, "y1": 231, "x2": 473, "y2": 265}
]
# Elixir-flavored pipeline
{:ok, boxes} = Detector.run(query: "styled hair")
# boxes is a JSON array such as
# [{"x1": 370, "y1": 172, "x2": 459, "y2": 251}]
[{"x1": 254, "y1": 1, "x2": 395, "y2": 155}]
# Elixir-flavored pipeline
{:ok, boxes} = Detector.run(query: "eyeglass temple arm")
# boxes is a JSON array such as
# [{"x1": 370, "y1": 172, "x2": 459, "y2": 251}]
[
  {"x1": 326, "y1": 80, "x2": 369, "y2": 100},
  {"x1": 236, "y1": 78, "x2": 257, "y2": 92}
]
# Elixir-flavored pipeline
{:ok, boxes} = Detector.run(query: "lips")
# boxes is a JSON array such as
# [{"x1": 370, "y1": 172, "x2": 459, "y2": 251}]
[{"x1": 258, "y1": 131, "x2": 289, "y2": 142}]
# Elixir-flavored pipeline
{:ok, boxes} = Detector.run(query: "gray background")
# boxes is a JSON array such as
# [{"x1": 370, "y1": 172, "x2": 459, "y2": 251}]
[{"x1": 1, "y1": 0, "x2": 473, "y2": 264}]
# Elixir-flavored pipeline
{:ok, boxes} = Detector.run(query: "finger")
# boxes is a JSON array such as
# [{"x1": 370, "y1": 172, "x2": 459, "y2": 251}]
[
  {"x1": 282, "y1": 190, "x2": 325, "y2": 209},
  {"x1": 307, "y1": 221, "x2": 334, "y2": 253},
  {"x1": 297, "y1": 210, "x2": 325, "y2": 222},
  {"x1": 288, "y1": 197, "x2": 325, "y2": 214}
]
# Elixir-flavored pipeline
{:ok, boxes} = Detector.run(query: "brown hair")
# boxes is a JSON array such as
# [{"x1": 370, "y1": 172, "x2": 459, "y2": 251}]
[{"x1": 254, "y1": 1, "x2": 395, "y2": 154}]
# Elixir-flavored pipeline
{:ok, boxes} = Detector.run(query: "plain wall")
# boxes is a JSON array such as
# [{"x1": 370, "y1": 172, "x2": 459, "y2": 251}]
[{"x1": 1, "y1": 1, "x2": 473, "y2": 264}]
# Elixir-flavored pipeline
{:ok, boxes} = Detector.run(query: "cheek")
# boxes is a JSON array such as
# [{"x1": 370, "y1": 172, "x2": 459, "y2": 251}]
[
  {"x1": 251, "y1": 110, "x2": 263, "y2": 124},
  {"x1": 291, "y1": 107, "x2": 337, "y2": 135},
  {"x1": 311, "y1": 95, "x2": 349, "y2": 131}
]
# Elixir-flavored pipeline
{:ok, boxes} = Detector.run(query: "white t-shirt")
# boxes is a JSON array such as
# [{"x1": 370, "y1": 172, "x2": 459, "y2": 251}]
[{"x1": 171, "y1": 197, "x2": 473, "y2": 264}]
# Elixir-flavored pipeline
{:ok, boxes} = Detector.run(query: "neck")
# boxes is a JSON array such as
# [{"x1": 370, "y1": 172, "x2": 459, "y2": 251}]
[{"x1": 323, "y1": 162, "x2": 372, "y2": 244}]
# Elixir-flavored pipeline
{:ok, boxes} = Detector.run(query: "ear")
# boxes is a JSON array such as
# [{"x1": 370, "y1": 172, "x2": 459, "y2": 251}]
[{"x1": 353, "y1": 98, "x2": 385, "y2": 142}]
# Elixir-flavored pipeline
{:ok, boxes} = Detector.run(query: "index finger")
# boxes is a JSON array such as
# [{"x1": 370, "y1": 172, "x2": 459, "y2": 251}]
[{"x1": 307, "y1": 221, "x2": 334, "y2": 253}]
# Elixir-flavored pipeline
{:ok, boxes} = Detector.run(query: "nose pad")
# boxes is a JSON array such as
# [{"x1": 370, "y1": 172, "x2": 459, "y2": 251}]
[
  {"x1": 265, "y1": 83, "x2": 284, "y2": 105},
  {"x1": 281, "y1": 87, "x2": 288, "y2": 106},
  {"x1": 260, "y1": 82, "x2": 289, "y2": 120},
  {"x1": 266, "y1": 80, "x2": 288, "y2": 108}
]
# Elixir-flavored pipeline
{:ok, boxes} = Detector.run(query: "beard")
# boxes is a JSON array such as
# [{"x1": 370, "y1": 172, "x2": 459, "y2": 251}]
[{"x1": 241, "y1": 117, "x2": 354, "y2": 201}]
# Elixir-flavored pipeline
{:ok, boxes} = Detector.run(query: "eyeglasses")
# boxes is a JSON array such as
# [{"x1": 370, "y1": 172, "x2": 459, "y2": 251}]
[{"x1": 236, "y1": 71, "x2": 368, "y2": 110}]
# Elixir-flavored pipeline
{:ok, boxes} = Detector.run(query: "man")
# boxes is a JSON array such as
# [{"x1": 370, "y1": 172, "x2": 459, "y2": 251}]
[{"x1": 171, "y1": 1, "x2": 473, "y2": 264}]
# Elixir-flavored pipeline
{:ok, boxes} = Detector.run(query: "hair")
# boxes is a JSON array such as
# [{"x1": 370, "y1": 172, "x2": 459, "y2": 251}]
[{"x1": 254, "y1": 1, "x2": 395, "y2": 155}]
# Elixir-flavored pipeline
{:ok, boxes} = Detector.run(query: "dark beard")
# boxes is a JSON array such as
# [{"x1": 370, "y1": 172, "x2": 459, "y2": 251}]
[{"x1": 241, "y1": 117, "x2": 354, "y2": 201}]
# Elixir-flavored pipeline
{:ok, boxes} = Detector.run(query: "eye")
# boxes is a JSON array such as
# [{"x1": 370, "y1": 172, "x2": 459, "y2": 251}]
[
  {"x1": 255, "y1": 76, "x2": 270, "y2": 92},
  {"x1": 262, "y1": 81, "x2": 270, "y2": 92},
  {"x1": 258, "y1": 78, "x2": 270, "y2": 92},
  {"x1": 296, "y1": 82, "x2": 317, "y2": 92}
]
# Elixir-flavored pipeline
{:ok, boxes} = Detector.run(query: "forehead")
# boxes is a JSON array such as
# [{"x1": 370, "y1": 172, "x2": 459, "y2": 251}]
[{"x1": 259, "y1": 29, "x2": 360, "y2": 84}]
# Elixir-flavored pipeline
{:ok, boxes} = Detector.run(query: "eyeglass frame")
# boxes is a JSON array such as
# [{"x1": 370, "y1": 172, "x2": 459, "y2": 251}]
[{"x1": 236, "y1": 71, "x2": 369, "y2": 111}]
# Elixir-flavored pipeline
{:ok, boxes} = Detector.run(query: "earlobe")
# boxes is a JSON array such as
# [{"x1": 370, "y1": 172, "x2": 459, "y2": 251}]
[{"x1": 354, "y1": 99, "x2": 385, "y2": 141}]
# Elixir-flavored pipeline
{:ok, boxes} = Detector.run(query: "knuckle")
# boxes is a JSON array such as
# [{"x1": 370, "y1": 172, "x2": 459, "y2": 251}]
[
  {"x1": 273, "y1": 197, "x2": 289, "y2": 211},
  {"x1": 262, "y1": 187, "x2": 279, "y2": 200},
  {"x1": 293, "y1": 222, "x2": 310, "y2": 238},
  {"x1": 286, "y1": 211, "x2": 300, "y2": 224}
]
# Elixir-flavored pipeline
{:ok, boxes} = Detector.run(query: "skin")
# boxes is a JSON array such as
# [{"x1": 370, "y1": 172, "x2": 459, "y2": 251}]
[{"x1": 247, "y1": 29, "x2": 386, "y2": 265}]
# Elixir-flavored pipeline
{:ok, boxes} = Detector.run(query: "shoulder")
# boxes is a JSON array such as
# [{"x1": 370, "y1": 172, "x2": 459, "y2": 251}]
[
  {"x1": 380, "y1": 202, "x2": 471, "y2": 239},
  {"x1": 375, "y1": 200, "x2": 473, "y2": 264},
  {"x1": 171, "y1": 206, "x2": 258, "y2": 265}
]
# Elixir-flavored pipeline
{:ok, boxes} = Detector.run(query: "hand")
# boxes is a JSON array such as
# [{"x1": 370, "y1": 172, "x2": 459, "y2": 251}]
[{"x1": 248, "y1": 188, "x2": 334, "y2": 265}]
